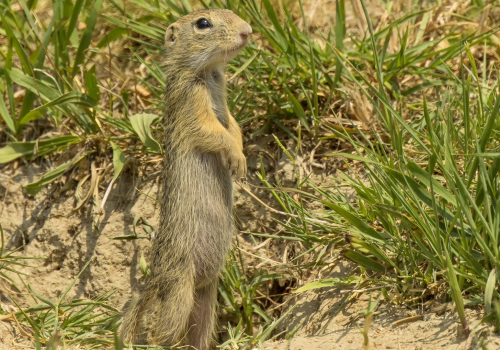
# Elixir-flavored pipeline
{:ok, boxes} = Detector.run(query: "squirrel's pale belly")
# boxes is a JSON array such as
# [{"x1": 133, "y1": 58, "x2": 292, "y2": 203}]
[
  {"x1": 159, "y1": 150, "x2": 233, "y2": 286},
  {"x1": 191, "y1": 151, "x2": 233, "y2": 284}
]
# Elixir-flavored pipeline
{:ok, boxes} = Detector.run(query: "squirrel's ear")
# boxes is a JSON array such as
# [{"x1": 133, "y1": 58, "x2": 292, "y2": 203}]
[{"x1": 165, "y1": 24, "x2": 178, "y2": 46}]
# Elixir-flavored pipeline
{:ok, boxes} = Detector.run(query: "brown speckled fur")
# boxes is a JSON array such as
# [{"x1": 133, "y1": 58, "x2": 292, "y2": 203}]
[{"x1": 122, "y1": 9, "x2": 251, "y2": 350}]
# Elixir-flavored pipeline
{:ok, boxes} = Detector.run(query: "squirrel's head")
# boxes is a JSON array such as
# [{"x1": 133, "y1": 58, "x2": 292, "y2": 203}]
[{"x1": 164, "y1": 9, "x2": 252, "y2": 71}]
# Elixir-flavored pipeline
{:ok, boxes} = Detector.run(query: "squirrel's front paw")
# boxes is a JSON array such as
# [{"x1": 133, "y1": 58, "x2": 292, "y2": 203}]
[{"x1": 225, "y1": 150, "x2": 246, "y2": 179}]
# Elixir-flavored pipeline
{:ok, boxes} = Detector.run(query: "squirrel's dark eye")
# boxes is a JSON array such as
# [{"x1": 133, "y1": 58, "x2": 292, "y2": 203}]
[{"x1": 196, "y1": 18, "x2": 212, "y2": 29}]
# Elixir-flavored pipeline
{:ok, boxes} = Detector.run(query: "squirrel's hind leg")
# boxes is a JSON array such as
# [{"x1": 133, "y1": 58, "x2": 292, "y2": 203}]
[
  {"x1": 149, "y1": 274, "x2": 196, "y2": 345},
  {"x1": 188, "y1": 280, "x2": 218, "y2": 350},
  {"x1": 123, "y1": 268, "x2": 196, "y2": 347}
]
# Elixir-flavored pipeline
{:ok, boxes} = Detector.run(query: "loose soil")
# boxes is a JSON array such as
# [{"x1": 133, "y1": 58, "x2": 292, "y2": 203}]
[
  {"x1": 1, "y1": 154, "x2": 499, "y2": 350},
  {"x1": 260, "y1": 268, "x2": 500, "y2": 350}
]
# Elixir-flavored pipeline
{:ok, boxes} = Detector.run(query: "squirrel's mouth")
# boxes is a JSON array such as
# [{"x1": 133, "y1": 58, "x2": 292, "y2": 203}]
[
  {"x1": 226, "y1": 41, "x2": 248, "y2": 54},
  {"x1": 207, "y1": 40, "x2": 248, "y2": 67}
]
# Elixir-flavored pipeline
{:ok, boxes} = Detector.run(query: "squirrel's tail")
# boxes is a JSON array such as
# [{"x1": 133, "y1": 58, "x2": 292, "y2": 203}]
[{"x1": 122, "y1": 265, "x2": 195, "y2": 346}]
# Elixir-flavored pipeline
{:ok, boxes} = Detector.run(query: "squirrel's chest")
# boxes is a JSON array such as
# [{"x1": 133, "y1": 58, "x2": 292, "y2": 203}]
[{"x1": 206, "y1": 74, "x2": 229, "y2": 128}]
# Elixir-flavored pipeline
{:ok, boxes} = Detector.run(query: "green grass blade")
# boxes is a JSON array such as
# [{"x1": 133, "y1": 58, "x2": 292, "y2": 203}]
[
  {"x1": 0, "y1": 93, "x2": 16, "y2": 134},
  {"x1": 466, "y1": 85, "x2": 500, "y2": 187},
  {"x1": 8, "y1": 68, "x2": 60, "y2": 101},
  {"x1": 0, "y1": 13, "x2": 33, "y2": 75},
  {"x1": 485, "y1": 269, "x2": 496, "y2": 315},
  {"x1": 24, "y1": 152, "x2": 88, "y2": 196},
  {"x1": 27, "y1": 285, "x2": 57, "y2": 309},
  {"x1": 129, "y1": 113, "x2": 162, "y2": 153},
  {"x1": 322, "y1": 201, "x2": 386, "y2": 242},
  {"x1": 72, "y1": 0, "x2": 104, "y2": 78},
  {"x1": 344, "y1": 249, "x2": 385, "y2": 273},
  {"x1": 57, "y1": 258, "x2": 94, "y2": 306},
  {"x1": 333, "y1": 0, "x2": 345, "y2": 87},
  {"x1": 19, "y1": 91, "x2": 95, "y2": 127},
  {"x1": 444, "y1": 245, "x2": 469, "y2": 337},
  {"x1": 406, "y1": 161, "x2": 457, "y2": 206},
  {"x1": 261, "y1": 0, "x2": 288, "y2": 52},
  {"x1": 84, "y1": 65, "x2": 100, "y2": 103},
  {"x1": 110, "y1": 142, "x2": 126, "y2": 181},
  {"x1": 66, "y1": 0, "x2": 86, "y2": 47},
  {"x1": 0, "y1": 135, "x2": 82, "y2": 164},
  {"x1": 294, "y1": 276, "x2": 360, "y2": 294}
]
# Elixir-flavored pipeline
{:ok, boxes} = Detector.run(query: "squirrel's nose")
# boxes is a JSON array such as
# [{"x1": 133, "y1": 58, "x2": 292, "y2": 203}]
[{"x1": 240, "y1": 24, "x2": 252, "y2": 40}]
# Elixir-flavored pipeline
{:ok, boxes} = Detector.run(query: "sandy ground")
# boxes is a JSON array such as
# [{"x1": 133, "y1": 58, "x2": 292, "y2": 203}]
[
  {"x1": 0, "y1": 154, "x2": 277, "y2": 349},
  {"x1": 260, "y1": 289, "x2": 500, "y2": 350},
  {"x1": 249, "y1": 257, "x2": 500, "y2": 350},
  {"x1": 0, "y1": 158, "x2": 499, "y2": 350}
]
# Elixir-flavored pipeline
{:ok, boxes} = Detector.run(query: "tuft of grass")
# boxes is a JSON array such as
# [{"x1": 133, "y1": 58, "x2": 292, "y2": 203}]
[
  {"x1": 12, "y1": 258, "x2": 121, "y2": 349},
  {"x1": 219, "y1": 248, "x2": 282, "y2": 338},
  {"x1": 264, "y1": 0, "x2": 500, "y2": 338},
  {"x1": 0, "y1": 223, "x2": 40, "y2": 290}
]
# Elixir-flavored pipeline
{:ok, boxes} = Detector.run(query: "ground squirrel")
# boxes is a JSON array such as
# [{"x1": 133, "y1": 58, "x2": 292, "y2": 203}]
[{"x1": 122, "y1": 9, "x2": 251, "y2": 349}]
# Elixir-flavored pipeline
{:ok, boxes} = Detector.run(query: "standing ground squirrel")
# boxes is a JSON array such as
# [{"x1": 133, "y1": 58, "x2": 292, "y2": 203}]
[{"x1": 122, "y1": 9, "x2": 251, "y2": 350}]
